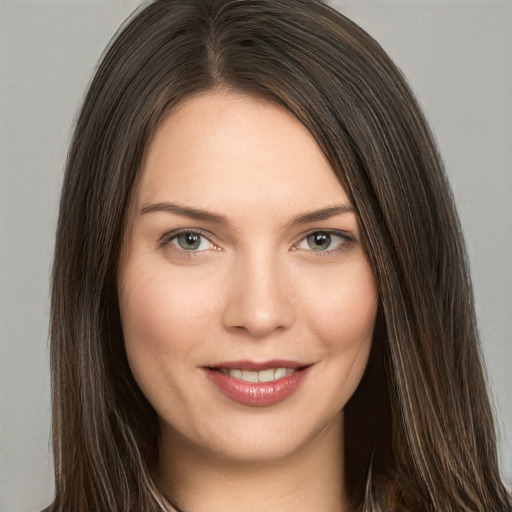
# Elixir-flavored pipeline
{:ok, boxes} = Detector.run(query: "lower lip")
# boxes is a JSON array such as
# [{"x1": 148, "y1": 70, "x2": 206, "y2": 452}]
[{"x1": 204, "y1": 366, "x2": 312, "y2": 407}]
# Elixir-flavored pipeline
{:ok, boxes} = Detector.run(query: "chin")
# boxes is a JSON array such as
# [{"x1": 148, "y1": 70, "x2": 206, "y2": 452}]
[{"x1": 161, "y1": 405, "x2": 343, "y2": 466}]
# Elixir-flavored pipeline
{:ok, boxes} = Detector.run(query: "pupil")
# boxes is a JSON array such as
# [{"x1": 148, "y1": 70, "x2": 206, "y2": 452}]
[
  {"x1": 309, "y1": 232, "x2": 331, "y2": 250},
  {"x1": 180, "y1": 233, "x2": 200, "y2": 250}
]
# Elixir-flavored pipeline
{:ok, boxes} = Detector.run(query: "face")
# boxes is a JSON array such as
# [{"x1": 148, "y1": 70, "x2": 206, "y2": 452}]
[{"x1": 118, "y1": 91, "x2": 378, "y2": 464}]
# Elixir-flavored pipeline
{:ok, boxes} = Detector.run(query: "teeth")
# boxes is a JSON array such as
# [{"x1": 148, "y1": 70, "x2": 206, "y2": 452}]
[
  {"x1": 274, "y1": 368, "x2": 286, "y2": 380},
  {"x1": 230, "y1": 369, "x2": 242, "y2": 379},
  {"x1": 220, "y1": 367, "x2": 296, "y2": 382},
  {"x1": 258, "y1": 369, "x2": 275, "y2": 382},
  {"x1": 241, "y1": 370, "x2": 259, "y2": 383}
]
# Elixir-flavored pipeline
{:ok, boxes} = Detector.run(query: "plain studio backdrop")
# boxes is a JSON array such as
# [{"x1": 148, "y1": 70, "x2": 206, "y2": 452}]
[{"x1": 0, "y1": 1, "x2": 511, "y2": 511}]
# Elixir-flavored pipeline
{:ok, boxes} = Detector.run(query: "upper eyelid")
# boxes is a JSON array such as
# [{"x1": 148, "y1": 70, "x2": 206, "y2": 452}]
[
  {"x1": 296, "y1": 228, "x2": 355, "y2": 243},
  {"x1": 293, "y1": 229, "x2": 355, "y2": 252},
  {"x1": 159, "y1": 227, "x2": 217, "y2": 245}
]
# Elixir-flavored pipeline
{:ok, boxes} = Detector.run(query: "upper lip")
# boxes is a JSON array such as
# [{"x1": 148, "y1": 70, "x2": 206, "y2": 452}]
[{"x1": 207, "y1": 360, "x2": 312, "y2": 371}]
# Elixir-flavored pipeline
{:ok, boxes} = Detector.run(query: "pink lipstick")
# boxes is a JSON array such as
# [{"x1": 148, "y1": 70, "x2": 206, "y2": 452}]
[{"x1": 203, "y1": 360, "x2": 313, "y2": 407}]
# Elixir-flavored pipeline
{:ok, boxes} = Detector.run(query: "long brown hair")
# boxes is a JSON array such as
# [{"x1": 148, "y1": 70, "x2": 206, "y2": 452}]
[{"x1": 49, "y1": 1, "x2": 511, "y2": 510}]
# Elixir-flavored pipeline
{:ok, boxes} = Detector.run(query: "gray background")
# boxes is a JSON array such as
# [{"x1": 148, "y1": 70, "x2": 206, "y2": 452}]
[{"x1": 0, "y1": 1, "x2": 510, "y2": 511}]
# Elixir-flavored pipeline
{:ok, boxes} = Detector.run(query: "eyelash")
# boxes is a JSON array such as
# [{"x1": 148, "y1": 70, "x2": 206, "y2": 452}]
[
  {"x1": 159, "y1": 228, "x2": 220, "y2": 253},
  {"x1": 160, "y1": 228, "x2": 354, "y2": 255},
  {"x1": 294, "y1": 229, "x2": 354, "y2": 254}
]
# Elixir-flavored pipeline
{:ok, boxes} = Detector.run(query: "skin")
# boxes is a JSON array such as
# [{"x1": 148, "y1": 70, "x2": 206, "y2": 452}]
[{"x1": 118, "y1": 90, "x2": 378, "y2": 512}]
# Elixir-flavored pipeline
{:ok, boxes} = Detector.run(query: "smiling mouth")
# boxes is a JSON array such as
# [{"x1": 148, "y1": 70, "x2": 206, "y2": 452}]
[
  {"x1": 204, "y1": 363, "x2": 313, "y2": 406},
  {"x1": 215, "y1": 367, "x2": 301, "y2": 383}
]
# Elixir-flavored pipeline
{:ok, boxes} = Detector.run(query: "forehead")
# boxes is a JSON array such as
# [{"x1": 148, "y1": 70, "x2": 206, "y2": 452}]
[{"x1": 136, "y1": 90, "x2": 350, "y2": 214}]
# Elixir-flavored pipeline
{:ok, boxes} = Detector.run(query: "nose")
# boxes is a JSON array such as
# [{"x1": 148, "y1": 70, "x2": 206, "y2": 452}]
[{"x1": 221, "y1": 251, "x2": 295, "y2": 339}]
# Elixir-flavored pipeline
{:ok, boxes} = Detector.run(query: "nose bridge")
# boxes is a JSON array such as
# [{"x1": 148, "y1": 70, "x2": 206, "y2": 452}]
[{"x1": 222, "y1": 245, "x2": 295, "y2": 338}]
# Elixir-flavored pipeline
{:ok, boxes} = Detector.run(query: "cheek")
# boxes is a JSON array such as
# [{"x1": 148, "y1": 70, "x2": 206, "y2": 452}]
[
  {"x1": 118, "y1": 268, "x2": 174, "y2": 403},
  {"x1": 119, "y1": 260, "x2": 217, "y2": 352},
  {"x1": 304, "y1": 260, "x2": 378, "y2": 349},
  {"x1": 117, "y1": 261, "x2": 216, "y2": 399},
  {"x1": 119, "y1": 269, "x2": 177, "y2": 355},
  {"x1": 298, "y1": 259, "x2": 378, "y2": 416}
]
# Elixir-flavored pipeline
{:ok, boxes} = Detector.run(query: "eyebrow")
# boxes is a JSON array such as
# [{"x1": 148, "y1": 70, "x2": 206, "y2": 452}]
[
  {"x1": 140, "y1": 202, "x2": 355, "y2": 226},
  {"x1": 140, "y1": 202, "x2": 230, "y2": 224},
  {"x1": 287, "y1": 204, "x2": 355, "y2": 227}
]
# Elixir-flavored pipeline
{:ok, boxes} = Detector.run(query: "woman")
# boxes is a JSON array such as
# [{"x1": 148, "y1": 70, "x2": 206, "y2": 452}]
[{"x1": 48, "y1": 0, "x2": 511, "y2": 511}]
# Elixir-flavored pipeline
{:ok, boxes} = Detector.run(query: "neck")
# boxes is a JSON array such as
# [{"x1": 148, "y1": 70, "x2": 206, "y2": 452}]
[{"x1": 156, "y1": 413, "x2": 347, "y2": 512}]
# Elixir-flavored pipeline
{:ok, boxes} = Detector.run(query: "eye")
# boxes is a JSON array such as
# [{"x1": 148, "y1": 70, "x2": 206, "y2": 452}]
[
  {"x1": 296, "y1": 231, "x2": 351, "y2": 252},
  {"x1": 164, "y1": 231, "x2": 217, "y2": 252}
]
